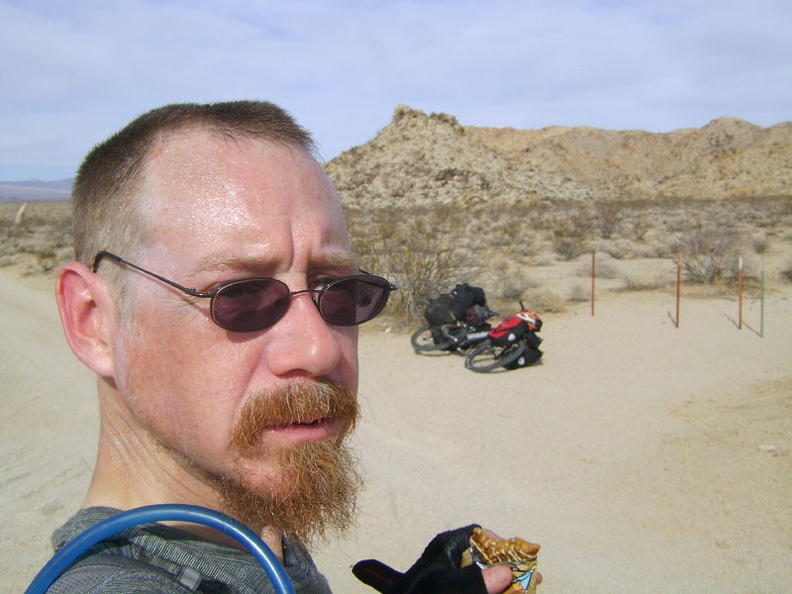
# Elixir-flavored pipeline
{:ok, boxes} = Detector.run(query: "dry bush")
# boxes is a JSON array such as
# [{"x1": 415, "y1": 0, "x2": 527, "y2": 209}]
[
  {"x1": 519, "y1": 286, "x2": 566, "y2": 313},
  {"x1": 569, "y1": 284, "x2": 590, "y2": 302},
  {"x1": 345, "y1": 206, "x2": 483, "y2": 324},
  {"x1": 0, "y1": 201, "x2": 73, "y2": 273},
  {"x1": 345, "y1": 202, "x2": 574, "y2": 323},
  {"x1": 783, "y1": 259, "x2": 792, "y2": 283},
  {"x1": 751, "y1": 233, "x2": 770, "y2": 254},
  {"x1": 479, "y1": 262, "x2": 541, "y2": 307},
  {"x1": 620, "y1": 276, "x2": 661, "y2": 292},
  {"x1": 671, "y1": 220, "x2": 744, "y2": 284},
  {"x1": 599, "y1": 239, "x2": 634, "y2": 260},
  {"x1": 595, "y1": 201, "x2": 623, "y2": 239},
  {"x1": 531, "y1": 248, "x2": 558, "y2": 267},
  {"x1": 576, "y1": 253, "x2": 620, "y2": 279},
  {"x1": 341, "y1": 197, "x2": 792, "y2": 324},
  {"x1": 549, "y1": 205, "x2": 596, "y2": 260}
]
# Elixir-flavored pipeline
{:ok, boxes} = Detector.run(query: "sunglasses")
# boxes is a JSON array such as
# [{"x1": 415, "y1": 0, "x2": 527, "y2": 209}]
[{"x1": 92, "y1": 250, "x2": 397, "y2": 333}]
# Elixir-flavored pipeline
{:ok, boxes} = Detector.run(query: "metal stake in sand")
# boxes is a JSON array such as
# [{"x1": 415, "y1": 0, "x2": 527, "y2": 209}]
[
  {"x1": 738, "y1": 256, "x2": 744, "y2": 330},
  {"x1": 591, "y1": 249, "x2": 596, "y2": 317},
  {"x1": 760, "y1": 256, "x2": 765, "y2": 338},
  {"x1": 675, "y1": 252, "x2": 682, "y2": 328}
]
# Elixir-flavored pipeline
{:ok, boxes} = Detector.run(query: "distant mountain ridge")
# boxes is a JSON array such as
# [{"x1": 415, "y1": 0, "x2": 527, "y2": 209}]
[
  {"x1": 4, "y1": 107, "x2": 792, "y2": 208},
  {"x1": 0, "y1": 179, "x2": 73, "y2": 202},
  {"x1": 326, "y1": 105, "x2": 792, "y2": 209}
]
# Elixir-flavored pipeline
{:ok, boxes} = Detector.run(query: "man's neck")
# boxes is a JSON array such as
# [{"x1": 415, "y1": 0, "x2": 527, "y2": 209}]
[{"x1": 85, "y1": 400, "x2": 285, "y2": 560}]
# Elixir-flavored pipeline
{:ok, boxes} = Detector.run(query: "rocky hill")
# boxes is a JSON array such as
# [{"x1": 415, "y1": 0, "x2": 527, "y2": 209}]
[{"x1": 325, "y1": 105, "x2": 792, "y2": 209}]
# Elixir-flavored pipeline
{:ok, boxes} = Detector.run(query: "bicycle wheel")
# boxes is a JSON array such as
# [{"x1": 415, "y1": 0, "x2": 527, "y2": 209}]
[
  {"x1": 411, "y1": 325, "x2": 456, "y2": 352},
  {"x1": 464, "y1": 339, "x2": 525, "y2": 372}
]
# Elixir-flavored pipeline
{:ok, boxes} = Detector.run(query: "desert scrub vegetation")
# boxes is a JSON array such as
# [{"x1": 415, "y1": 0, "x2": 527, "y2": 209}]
[
  {"x1": 0, "y1": 201, "x2": 73, "y2": 273},
  {"x1": 549, "y1": 206, "x2": 596, "y2": 260},
  {"x1": 1, "y1": 196, "x2": 790, "y2": 325},
  {"x1": 345, "y1": 204, "x2": 486, "y2": 323},
  {"x1": 343, "y1": 196, "x2": 791, "y2": 325},
  {"x1": 576, "y1": 252, "x2": 620, "y2": 279},
  {"x1": 783, "y1": 259, "x2": 792, "y2": 283},
  {"x1": 671, "y1": 220, "x2": 744, "y2": 284}
]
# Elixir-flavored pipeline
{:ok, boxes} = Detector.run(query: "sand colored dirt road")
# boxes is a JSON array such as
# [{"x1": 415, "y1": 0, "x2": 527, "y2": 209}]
[{"x1": 2, "y1": 267, "x2": 790, "y2": 593}]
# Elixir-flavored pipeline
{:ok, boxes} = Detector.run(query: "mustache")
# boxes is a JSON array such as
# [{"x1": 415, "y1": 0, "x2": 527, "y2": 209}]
[{"x1": 232, "y1": 380, "x2": 359, "y2": 452}]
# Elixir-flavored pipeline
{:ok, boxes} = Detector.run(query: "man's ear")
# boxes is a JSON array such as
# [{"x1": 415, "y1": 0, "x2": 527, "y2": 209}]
[{"x1": 56, "y1": 261, "x2": 117, "y2": 378}]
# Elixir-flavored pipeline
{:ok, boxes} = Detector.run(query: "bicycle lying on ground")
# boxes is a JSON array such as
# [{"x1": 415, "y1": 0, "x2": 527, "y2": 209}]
[
  {"x1": 410, "y1": 307, "x2": 497, "y2": 355},
  {"x1": 464, "y1": 306, "x2": 543, "y2": 373}
]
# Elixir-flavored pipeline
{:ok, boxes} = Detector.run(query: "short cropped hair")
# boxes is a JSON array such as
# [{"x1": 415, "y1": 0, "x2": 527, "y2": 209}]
[{"x1": 72, "y1": 100, "x2": 316, "y2": 267}]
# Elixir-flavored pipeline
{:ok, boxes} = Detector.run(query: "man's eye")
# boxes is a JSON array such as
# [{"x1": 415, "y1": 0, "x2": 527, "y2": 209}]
[
  {"x1": 219, "y1": 283, "x2": 257, "y2": 300},
  {"x1": 312, "y1": 277, "x2": 336, "y2": 290}
]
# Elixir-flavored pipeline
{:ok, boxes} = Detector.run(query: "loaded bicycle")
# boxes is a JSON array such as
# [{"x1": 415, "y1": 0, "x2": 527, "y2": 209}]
[
  {"x1": 464, "y1": 304, "x2": 543, "y2": 373},
  {"x1": 410, "y1": 307, "x2": 496, "y2": 354},
  {"x1": 410, "y1": 283, "x2": 493, "y2": 355}
]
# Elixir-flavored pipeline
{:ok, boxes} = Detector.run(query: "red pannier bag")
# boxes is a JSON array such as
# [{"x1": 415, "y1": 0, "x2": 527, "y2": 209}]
[{"x1": 488, "y1": 311, "x2": 542, "y2": 347}]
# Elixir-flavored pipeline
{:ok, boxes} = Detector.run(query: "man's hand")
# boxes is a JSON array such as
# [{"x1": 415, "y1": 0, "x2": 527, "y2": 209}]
[{"x1": 352, "y1": 525, "x2": 514, "y2": 594}]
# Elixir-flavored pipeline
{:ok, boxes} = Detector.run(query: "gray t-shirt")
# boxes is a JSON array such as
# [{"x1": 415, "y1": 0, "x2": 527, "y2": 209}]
[{"x1": 46, "y1": 506, "x2": 333, "y2": 593}]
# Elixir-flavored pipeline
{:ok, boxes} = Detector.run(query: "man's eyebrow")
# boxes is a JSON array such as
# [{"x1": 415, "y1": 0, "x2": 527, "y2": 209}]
[
  {"x1": 321, "y1": 251, "x2": 360, "y2": 271},
  {"x1": 188, "y1": 254, "x2": 277, "y2": 277},
  {"x1": 189, "y1": 252, "x2": 360, "y2": 276}
]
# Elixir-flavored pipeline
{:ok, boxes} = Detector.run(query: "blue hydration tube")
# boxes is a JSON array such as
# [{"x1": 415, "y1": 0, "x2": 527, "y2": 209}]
[{"x1": 25, "y1": 504, "x2": 295, "y2": 594}]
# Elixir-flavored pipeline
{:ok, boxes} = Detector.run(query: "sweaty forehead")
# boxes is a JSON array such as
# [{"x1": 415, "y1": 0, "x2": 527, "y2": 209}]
[{"x1": 143, "y1": 131, "x2": 347, "y2": 237}]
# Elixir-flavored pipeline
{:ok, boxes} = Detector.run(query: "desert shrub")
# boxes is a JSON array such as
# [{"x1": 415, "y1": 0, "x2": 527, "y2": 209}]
[
  {"x1": 781, "y1": 259, "x2": 792, "y2": 283},
  {"x1": 751, "y1": 234, "x2": 769, "y2": 254},
  {"x1": 600, "y1": 239, "x2": 634, "y2": 260},
  {"x1": 520, "y1": 286, "x2": 566, "y2": 313},
  {"x1": 671, "y1": 220, "x2": 744, "y2": 284},
  {"x1": 550, "y1": 208, "x2": 595, "y2": 260},
  {"x1": 531, "y1": 248, "x2": 558, "y2": 266},
  {"x1": 620, "y1": 276, "x2": 660, "y2": 292},
  {"x1": 0, "y1": 202, "x2": 74, "y2": 273},
  {"x1": 33, "y1": 250, "x2": 59, "y2": 273},
  {"x1": 595, "y1": 201, "x2": 623, "y2": 239},
  {"x1": 569, "y1": 284, "x2": 590, "y2": 302},
  {"x1": 491, "y1": 271, "x2": 540, "y2": 303},
  {"x1": 623, "y1": 216, "x2": 651, "y2": 242},
  {"x1": 496, "y1": 281, "x2": 527, "y2": 304},
  {"x1": 346, "y1": 206, "x2": 482, "y2": 323},
  {"x1": 576, "y1": 253, "x2": 620, "y2": 279},
  {"x1": 635, "y1": 233, "x2": 674, "y2": 259}
]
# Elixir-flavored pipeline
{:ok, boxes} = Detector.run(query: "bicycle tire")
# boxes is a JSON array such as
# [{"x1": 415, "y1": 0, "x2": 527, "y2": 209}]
[
  {"x1": 410, "y1": 325, "x2": 456, "y2": 352},
  {"x1": 464, "y1": 339, "x2": 526, "y2": 372}
]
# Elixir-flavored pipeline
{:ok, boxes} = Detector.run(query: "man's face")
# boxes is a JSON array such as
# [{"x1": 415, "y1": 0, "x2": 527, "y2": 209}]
[{"x1": 108, "y1": 130, "x2": 360, "y2": 538}]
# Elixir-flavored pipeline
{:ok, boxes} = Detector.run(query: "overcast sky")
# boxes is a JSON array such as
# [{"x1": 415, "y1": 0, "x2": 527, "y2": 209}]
[{"x1": 1, "y1": 0, "x2": 790, "y2": 180}]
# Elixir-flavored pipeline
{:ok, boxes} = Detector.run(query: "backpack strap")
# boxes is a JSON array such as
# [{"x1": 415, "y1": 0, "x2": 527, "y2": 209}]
[{"x1": 46, "y1": 553, "x2": 202, "y2": 593}]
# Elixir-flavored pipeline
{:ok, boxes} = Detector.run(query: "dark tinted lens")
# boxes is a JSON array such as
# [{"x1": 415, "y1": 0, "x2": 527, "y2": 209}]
[
  {"x1": 319, "y1": 276, "x2": 390, "y2": 326},
  {"x1": 211, "y1": 279, "x2": 290, "y2": 332}
]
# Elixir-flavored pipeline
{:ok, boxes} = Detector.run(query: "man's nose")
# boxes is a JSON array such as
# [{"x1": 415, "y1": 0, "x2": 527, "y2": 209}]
[{"x1": 263, "y1": 290, "x2": 347, "y2": 378}]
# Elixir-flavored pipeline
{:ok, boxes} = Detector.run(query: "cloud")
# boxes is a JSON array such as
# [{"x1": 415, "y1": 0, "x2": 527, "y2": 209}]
[{"x1": 0, "y1": 0, "x2": 789, "y2": 179}]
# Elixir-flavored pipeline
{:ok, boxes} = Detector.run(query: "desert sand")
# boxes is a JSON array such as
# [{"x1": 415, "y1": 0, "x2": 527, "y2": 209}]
[{"x1": 2, "y1": 265, "x2": 790, "y2": 593}]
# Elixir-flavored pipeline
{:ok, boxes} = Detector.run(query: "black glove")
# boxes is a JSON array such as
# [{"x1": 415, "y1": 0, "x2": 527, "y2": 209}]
[{"x1": 353, "y1": 525, "x2": 486, "y2": 594}]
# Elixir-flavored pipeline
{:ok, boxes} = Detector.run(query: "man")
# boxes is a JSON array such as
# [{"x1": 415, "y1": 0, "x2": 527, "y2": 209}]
[{"x1": 47, "y1": 101, "x2": 515, "y2": 593}]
